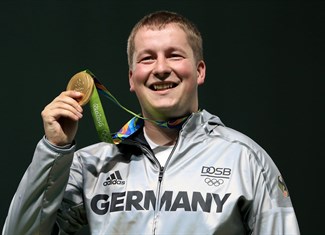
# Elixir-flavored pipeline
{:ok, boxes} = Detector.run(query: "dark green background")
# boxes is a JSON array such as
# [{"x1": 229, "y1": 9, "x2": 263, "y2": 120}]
[{"x1": 1, "y1": 0, "x2": 323, "y2": 234}]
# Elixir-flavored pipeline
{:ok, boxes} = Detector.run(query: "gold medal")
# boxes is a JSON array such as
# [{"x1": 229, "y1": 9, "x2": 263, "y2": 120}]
[{"x1": 66, "y1": 71, "x2": 95, "y2": 106}]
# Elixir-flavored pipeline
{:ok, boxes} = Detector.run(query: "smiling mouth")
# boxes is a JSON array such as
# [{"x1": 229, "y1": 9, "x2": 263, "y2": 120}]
[{"x1": 150, "y1": 83, "x2": 177, "y2": 91}]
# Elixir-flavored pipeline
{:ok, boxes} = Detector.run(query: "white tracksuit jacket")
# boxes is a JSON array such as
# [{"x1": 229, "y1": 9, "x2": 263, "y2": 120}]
[{"x1": 2, "y1": 110, "x2": 300, "y2": 235}]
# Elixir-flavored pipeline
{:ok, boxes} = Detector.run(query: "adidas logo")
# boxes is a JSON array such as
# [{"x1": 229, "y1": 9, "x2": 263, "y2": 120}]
[{"x1": 103, "y1": 170, "x2": 126, "y2": 186}]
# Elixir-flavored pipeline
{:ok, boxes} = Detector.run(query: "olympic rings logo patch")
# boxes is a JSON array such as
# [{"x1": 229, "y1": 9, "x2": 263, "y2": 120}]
[
  {"x1": 201, "y1": 166, "x2": 231, "y2": 187},
  {"x1": 204, "y1": 178, "x2": 224, "y2": 187}
]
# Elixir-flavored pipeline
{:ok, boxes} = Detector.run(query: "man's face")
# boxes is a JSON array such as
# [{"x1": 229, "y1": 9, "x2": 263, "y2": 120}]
[{"x1": 129, "y1": 23, "x2": 205, "y2": 120}]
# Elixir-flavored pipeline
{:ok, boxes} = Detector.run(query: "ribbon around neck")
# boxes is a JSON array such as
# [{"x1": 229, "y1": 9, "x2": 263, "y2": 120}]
[{"x1": 84, "y1": 69, "x2": 190, "y2": 144}]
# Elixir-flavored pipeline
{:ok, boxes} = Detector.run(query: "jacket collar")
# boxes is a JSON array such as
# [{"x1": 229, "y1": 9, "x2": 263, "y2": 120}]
[{"x1": 113, "y1": 109, "x2": 224, "y2": 144}]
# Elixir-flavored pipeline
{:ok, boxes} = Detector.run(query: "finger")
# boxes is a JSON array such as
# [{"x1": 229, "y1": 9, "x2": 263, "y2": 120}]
[
  {"x1": 55, "y1": 91, "x2": 84, "y2": 112},
  {"x1": 48, "y1": 106, "x2": 83, "y2": 122},
  {"x1": 64, "y1": 90, "x2": 85, "y2": 107},
  {"x1": 42, "y1": 98, "x2": 84, "y2": 123},
  {"x1": 42, "y1": 103, "x2": 83, "y2": 122}
]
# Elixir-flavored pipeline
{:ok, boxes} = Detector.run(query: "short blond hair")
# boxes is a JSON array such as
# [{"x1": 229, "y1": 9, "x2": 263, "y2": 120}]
[{"x1": 127, "y1": 10, "x2": 203, "y2": 68}]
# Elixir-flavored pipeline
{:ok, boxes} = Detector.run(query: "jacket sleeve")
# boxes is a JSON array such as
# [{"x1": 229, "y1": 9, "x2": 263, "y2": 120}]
[
  {"x1": 248, "y1": 146, "x2": 300, "y2": 235},
  {"x1": 2, "y1": 137, "x2": 77, "y2": 235}
]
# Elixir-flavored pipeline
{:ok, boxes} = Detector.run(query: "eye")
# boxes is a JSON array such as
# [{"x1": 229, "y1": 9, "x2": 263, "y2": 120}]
[
  {"x1": 142, "y1": 56, "x2": 152, "y2": 61},
  {"x1": 169, "y1": 53, "x2": 183, "y2": 60},
  {"x1": 138, "y1": 55, "x2": 155, "y2": 64}
]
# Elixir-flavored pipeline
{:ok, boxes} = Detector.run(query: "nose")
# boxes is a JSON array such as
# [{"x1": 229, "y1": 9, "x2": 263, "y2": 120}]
[{"x1": 153, "y1": 57, "x2": 171, "y2": 80}]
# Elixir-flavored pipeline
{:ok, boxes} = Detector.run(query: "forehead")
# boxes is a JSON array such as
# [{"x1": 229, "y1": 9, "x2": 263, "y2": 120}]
[{"x1": 134, "y1": 24, "x2": 189, "y2": 47}]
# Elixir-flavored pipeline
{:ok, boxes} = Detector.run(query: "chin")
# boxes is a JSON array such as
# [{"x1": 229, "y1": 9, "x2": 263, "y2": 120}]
[{"x1": 156, "y1": 107, "x2": 190, "y2": 119}]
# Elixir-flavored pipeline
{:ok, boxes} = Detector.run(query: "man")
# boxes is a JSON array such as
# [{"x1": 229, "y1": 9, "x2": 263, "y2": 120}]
[{"x1": 2, "y1": 10, "x2": 300, "y2": 234}]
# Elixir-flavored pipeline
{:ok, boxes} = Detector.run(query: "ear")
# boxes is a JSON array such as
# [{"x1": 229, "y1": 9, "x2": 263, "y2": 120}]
[
  {"x1": 129, "y1": 70, "x2": 135, "y2": 92},
  {"x1": 196, "y1": 60, "x2": 206, "y2": 85}
]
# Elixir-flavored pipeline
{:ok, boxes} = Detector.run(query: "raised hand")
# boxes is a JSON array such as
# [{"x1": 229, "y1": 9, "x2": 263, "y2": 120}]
[{"x1": 41, "y1": 90, "x2": 84, "y2": 146}]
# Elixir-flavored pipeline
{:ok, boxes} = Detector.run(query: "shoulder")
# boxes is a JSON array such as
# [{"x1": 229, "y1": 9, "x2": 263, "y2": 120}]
[
  {"x1": 201, "y1": 110, "x2": 262, "y2": 150},
  {"x1": 201, "y1": 109, "x2": 272, "y2": 163},
  {"x1": 73, "y1": 142, "x2": 121, "y2": 166}
]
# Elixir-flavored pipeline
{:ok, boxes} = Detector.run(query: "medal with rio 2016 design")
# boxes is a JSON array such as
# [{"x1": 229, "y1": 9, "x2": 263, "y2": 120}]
[
  {"x1": 66, "y1": 70, "x2": 113, "y2": 143},
  {"x1": 66, "y1": 71, "x2": 94, "y2": 106}
]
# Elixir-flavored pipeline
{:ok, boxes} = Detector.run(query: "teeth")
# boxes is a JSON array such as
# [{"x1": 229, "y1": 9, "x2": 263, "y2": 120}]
[{"x1": 153, "y1": 83, "x2": 174, "y2": 91}]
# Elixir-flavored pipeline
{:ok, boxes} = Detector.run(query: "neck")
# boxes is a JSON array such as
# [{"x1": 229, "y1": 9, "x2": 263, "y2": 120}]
[{"x1": 144, "y1": 120, "x2": 179, "y2": 146}]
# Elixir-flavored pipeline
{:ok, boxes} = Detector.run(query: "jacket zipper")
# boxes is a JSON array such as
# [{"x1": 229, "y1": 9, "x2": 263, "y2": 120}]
[
  {"x1": 153, "y1": 165, "x2": 164, "y2": 235},
  {"x1": 151, "y1": 135, "x2": 182, "y2": 235},
  {"x1": 158, "y1": 166, "x2": 164, "y2": 182},
  {"x1": 123, "y1": 130, "x2": 184, "y2": 234},
  {"x1": 139, "y1": 146, "x2": 164, "y2": 235}
]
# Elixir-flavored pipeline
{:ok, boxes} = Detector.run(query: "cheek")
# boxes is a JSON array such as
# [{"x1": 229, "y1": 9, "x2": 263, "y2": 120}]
[
  {"x1": 174, "y1": 61, "x2": 196, "y2": 77},
  {"x1": 132, "y1": 66, "x2": 152, "y2": 84}
]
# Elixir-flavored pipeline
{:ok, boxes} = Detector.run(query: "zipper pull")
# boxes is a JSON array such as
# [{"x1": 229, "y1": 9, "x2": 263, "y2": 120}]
[{"x1": 159, "y1": 167, "x2": 164, "y2": 182}]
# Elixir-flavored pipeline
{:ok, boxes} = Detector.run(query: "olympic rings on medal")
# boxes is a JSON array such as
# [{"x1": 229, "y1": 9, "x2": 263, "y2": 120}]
[{"x1": 204, "y1": 178, "x2": 224, "y2": 187}]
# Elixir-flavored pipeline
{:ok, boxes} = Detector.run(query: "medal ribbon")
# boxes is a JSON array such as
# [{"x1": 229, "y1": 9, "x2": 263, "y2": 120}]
[
  {"x1": 85, "y1": 69, "x2": 189, "y2": 144},
  {"x1": 88, "y1": 81, "x2": 114, "y2": 143}
]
